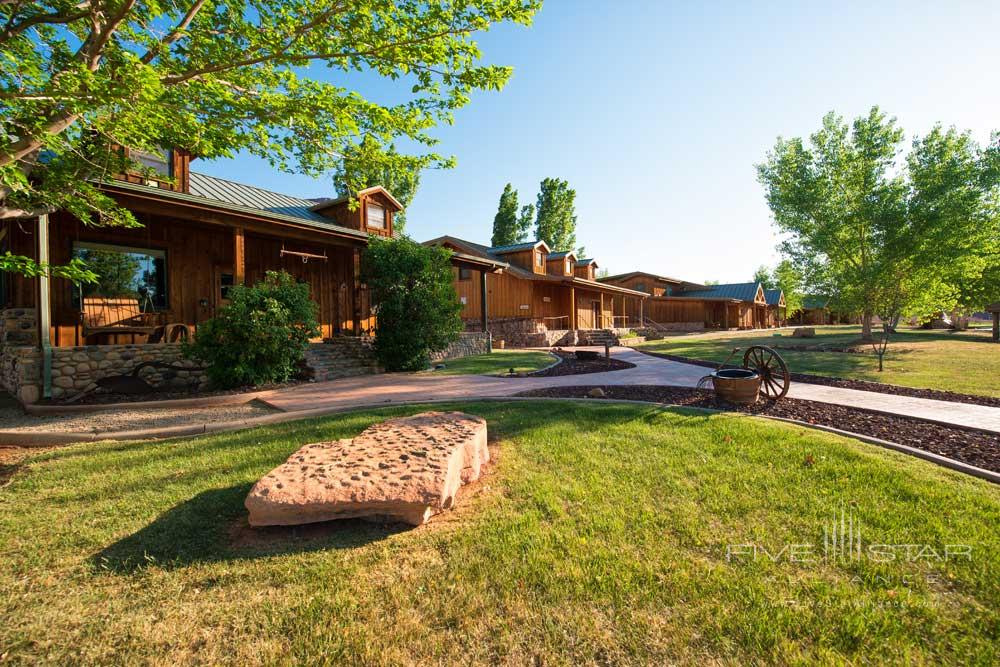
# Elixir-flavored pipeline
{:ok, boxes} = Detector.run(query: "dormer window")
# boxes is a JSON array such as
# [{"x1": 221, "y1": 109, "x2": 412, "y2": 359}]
[
  {"x1": 132, "y1": 148, "x2": 172, "y2": 178},
  {"x1": 366, "y1": 204, "x2": 386, "y2": 229},
  {"x1": 536, "y1": 252, "x2": 543, "y2": 267},
  {"x1": 565, "y1": 259, "x2": 571, "y2": 274}
]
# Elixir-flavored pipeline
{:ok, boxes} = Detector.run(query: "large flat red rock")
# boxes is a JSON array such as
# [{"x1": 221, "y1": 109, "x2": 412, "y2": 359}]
[{"x1": 245, "y1": 411, "x2": 488, "y2": 526}]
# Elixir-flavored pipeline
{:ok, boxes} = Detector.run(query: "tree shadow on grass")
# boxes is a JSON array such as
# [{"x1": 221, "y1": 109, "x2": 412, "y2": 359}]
[{"x1": 91, "y1": 483, "x2": 410, "y2": 575}]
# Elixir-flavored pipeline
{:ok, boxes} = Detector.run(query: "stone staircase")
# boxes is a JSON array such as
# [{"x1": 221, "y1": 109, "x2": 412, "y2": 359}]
[
  {"x1": 575, "y1": 329, "x2": 619, "y2": 347},
  {"x1": 304, "y1": 337, "x2": 381, "y2": 382}
]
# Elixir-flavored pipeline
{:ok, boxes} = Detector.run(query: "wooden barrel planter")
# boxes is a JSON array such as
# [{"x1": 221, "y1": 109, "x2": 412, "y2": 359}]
[{"x1": 711, "y1": 368, "x2": 761, "y2": 405}]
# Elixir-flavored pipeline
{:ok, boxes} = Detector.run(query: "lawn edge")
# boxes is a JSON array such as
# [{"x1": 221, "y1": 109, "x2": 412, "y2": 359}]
[{"x1": 4, "y1": 396, "x2": 998, "y2": 485}]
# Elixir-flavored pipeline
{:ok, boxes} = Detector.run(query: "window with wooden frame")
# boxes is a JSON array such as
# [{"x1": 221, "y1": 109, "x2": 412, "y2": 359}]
[
  {"x1": 535, "y1": 251, "x2": 543, "y2": 267},
  {"x1": 71, "y1": 241, "x2": 168, "y2": 310},
  {"x1": 366, "y1": 203, "x2": 386, "y2": 229},
  {"x1": 130, "y1": 148, "x2": 173, "y2": 178},
  {"x1": 564, "y1": 259, "x2": 571, "y2": 274},
  {"x1": 458, "y1": 267, "x2": 473, "y2": 280}
]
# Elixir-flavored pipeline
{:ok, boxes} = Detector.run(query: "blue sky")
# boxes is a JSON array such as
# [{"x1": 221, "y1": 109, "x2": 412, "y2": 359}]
[{"x1": 197, "y1": 1, "x2": 1000, "y2": 283}]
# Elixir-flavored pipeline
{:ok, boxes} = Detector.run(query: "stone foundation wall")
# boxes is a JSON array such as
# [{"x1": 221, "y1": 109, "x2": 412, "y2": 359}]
[
  {"x1": 1, "y1": 345, "x2": 42, "y2": 404},
  {"x1": 1, "y1": 308, "x2": 38, "y2": 346},
  {"x1": 306, "y1": 338, "x2": 381, "y2": 381},
  {"x1": 494, "y1": 329, "x2": 578, "y2": 348},
  {"x1": 49, "y1": 344, "x2": 208, "y2": 399},
  {"x1": 429, "y1": 332, "x2": 491, "y2": 361}
]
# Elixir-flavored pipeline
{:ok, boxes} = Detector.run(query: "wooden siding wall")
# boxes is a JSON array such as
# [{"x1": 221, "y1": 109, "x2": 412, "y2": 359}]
[
  {"x1": 5, "y1": 212, "x2": 365, "y2": 346},
  {"x1": 603, "y1": 275, "x2": 676, "y2": 297},
  {"x1": 634, "y1": 298, "x2": 706, "y2": 324},
  {"x1": 575, "y1": 289, "x2": 616, "y2": 329}
]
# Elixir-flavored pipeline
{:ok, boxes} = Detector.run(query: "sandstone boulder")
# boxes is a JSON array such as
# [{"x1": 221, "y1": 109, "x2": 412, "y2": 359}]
[
  {"x1": 245, "y1": 411, "x2": 488, "y2": 527},
  {"x1": 792, "y1": 327, "x2": 816, "y2": 338}
]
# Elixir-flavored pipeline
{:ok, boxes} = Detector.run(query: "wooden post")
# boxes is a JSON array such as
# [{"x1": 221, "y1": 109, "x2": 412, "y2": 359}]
[
  {"x1": 723, "y1": 303, "x2": 729, "y2": 330},
  {"x1": 993, "y1": 312, "x2": 999, "y2": 343},
  {"x1": 599, "y1": 293, "x2": 604, "y2": 329},
  {"x1": 352, "y1": 247, "x2": 362, "y2": 335},
  {"x1": 640, "y1": 298, "x2": 644, "y2": 327},
  {"x1": 233, "y1": 227, "x2": 246, "y2": 284},
  {"x1": 479, "y1": 270, "x2": 488, "y2": 333},
  {"x1": 37, "y1": 214, "x2": 52, "y2": 400},
  {"x1": 569, "y1": 287, "x2": 576, "y2": 330}
]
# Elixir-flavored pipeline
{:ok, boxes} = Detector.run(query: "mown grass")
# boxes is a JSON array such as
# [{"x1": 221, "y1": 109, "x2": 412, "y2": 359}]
[
  {"x1": 429, "y1": 349, "x2": 556, "y2": 375},
  {"x1": 638, "y1": 325, "x2": 1000, "y2": 397},
  {"x1": 1, "y1": 401, "x2": 998, "y2": 665}
]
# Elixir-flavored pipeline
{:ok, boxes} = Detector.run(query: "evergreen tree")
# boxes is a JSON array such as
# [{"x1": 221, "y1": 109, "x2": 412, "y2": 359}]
[
  {"x1": 534, "y1": 178, "x2": 577, "y2": 251},
  {"x1": 491, "y1": 184, "x2": 523, "y2": 246}
]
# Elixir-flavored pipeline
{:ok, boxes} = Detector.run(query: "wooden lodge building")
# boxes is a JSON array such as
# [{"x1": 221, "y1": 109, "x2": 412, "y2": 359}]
[
  {"x1": 424, "y1": 236, "x2": 648, "y2": 347},
  {"x1": 599, "y1": 271, "x2": 786, "y2": 331},
  {"x1": 0, "y1": 149, "x2": 470, "y2": 403}
]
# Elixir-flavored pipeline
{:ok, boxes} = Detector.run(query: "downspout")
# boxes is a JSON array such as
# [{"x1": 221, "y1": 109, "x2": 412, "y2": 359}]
[{"x1": 37, "y1": 213, "x2": 52, "y2": 399}]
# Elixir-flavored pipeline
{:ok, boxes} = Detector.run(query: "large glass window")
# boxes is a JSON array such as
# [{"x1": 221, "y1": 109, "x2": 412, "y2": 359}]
[
  {"x1": 130, "y1": 148, "x2": 172, "y2": 178},
  {"x1": 72, "y1": 242, "x2": 168, "y2": 309}
]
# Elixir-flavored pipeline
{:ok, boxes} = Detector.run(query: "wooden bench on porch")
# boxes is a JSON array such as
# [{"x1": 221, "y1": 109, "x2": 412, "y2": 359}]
[{"x1": 80, "y1": 297, "x2": 189, "y2": 344}]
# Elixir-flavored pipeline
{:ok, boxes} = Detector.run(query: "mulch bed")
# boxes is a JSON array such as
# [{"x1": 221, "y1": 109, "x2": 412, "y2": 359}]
[
  {"x1": 515, "y1": 384, "x2": 1000, "y2": 475},
  {"x1": 640, "y1": 350, "x2": 1000, "y2": 408},
  {"x1": 526, "y1": 351, "x2": 635, "y2": 377}
]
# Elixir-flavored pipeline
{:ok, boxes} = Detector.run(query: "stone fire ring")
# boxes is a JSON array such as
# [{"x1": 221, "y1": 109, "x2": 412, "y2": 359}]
[{"x1": 245, "y1": 411, "x2": 489, "y2": 527}]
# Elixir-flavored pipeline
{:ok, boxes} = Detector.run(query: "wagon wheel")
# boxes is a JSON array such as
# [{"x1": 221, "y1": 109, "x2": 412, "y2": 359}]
[{"x1": 743, "y1": 345, "x2": 790, "y2": 399}]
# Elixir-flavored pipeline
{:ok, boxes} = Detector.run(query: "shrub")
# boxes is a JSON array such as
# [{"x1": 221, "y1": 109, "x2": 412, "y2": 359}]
[
  {"x1": 362, "y1": 236, "x2": 463, "y2": 371},
  {"x1": 186, "y1": 270, "x2": 319, "y2": 387}
]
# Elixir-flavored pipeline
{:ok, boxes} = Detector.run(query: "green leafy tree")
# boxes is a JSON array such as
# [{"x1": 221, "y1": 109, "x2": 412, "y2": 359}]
[
  {"x1": 186, "y1": 271, "x2": 320, "y2": 387},
  {"x1": 362, "y1": 236, "x2": 462, "y2": 371},
  {"x1": 534, "y1": 177, "x2": 577, "y2": 251},
  {"x1": 757, "y1": 107, "x2": 999, "y2": 338},
  {"x1": 771, "y1": 259, "x2": 804, "y2": 315},
  {"x1": 333, "y1": 138, "x2": 433, "y2": 233},
  {"x1": 752, "y1": 265, "x2": 774, "y2": 289},
  {"x1": 491, "y1": 184, "x2": 523, "y2": 246},
  {"x1": 518, "y1": 204, "x2": 535, "y2": 241},
  {"x1": 0, "y1": 0, "x2": 541, "y2": 280}
]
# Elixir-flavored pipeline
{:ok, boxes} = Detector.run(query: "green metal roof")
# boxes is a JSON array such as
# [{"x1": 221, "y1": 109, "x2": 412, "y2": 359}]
[
  {"x1": 679, "y1": 282, "x2": 761, "y2": 302},
  {"x1": 802, "y1": 295, "x2": 831, "y2": 310},
  {"x1": 489, "y1": 240, "x2": 549, "y2": 254},
  {"x1": 764, "y1": 288, "x2": 783, "y2": 306}
]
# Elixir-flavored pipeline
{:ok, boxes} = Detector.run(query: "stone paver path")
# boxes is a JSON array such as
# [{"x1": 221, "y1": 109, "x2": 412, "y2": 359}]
[{"x1": 262, "y1": 347, "x2": 1000, "y2": 435}]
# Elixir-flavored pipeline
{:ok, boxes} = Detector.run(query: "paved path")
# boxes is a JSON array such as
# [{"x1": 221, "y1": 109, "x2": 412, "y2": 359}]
[{"x1": 262, "y1": 347, "x2": 1000, "y2": 435}]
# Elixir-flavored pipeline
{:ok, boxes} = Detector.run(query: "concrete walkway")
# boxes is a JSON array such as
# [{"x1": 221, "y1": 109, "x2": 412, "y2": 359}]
[{"x1": 261, "y1": 347, "x2": 1000, "y2": 435}]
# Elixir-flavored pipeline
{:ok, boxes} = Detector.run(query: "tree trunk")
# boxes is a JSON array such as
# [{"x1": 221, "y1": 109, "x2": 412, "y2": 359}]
[{"x1": 861, "y1": 311, "x2": 873, "y2": 339}]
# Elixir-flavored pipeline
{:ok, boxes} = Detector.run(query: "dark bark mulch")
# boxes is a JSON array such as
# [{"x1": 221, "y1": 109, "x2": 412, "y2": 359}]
[
  {"x1": 640, "y1": 350, "x2": 1000, "y2": 409},
  {"x1": 515, "y1": 384, "x2": 1000, "y2": 475},
  {"x1": 38, "y1": 380, "x2": 307, "y2": 406},
  {"x1": 527, "y1": 351, "x2": 635, "y2": 377}
]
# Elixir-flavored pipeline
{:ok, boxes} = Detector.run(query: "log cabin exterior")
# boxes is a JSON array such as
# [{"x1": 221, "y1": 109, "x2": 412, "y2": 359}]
[
  {"x1": 424, "y1": 236, "x2": 647, "y2": 345},
  {"x1": 600, "y1": 272, "x2": 783, "y2": 331},
  {"x1": 0, "y1": 150, "x2": 412, "y2": 402}
]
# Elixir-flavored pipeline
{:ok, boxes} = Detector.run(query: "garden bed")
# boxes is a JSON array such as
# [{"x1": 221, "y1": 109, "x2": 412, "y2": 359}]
[
  {"x1": 34, "y1": 379, "x2": 308, "y2": 407},
  {"x1": 515, "y1": 384, "x2": 1000, "y2": 474},
  {"x1": 526, "y1": 350, "x2": 635, "y2": 377},
  {"x1": 640, "y1": 350, "x2": 1000, "y2": 408}
]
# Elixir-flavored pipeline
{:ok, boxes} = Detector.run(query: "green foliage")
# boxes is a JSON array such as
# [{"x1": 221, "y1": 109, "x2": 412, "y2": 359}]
[
  {"x1": 772, "y1": 259, "x2": 804, "y2": 314},
  {"x1": 757, "y1": 107, "x2": 999, "y2": 336},
  {"x1": 186, "y1": 271, "x2": 319, "y2": 388},
  {"x1": 333, "y1": 138, "x2": 435, "y2": 233},
  {"x1": 75, "y1": 249, "x2": 141, "y2": 297},
  {"x1": 0, "y1": 0, "x2": 542, "y2": 277},
  {"x1": 752, "y1": 265, "x2": 773, "y2": 289},
  {"x1": 534, "y1": 177, "x2": 577, "y2": 251},
  {"x1": 362, "y1": 236, "x2": 462, "y2": 371},
  {"x1": 491, "y1": 183, "x2": 529, "y2": 246}
]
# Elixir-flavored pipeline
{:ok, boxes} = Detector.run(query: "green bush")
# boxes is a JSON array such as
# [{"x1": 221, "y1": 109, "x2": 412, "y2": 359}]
[
  {"x1": 186, "y1": 270, "x2": 319, "y2": 387},
  {"x1": 362, "y1": 236, "x2": 463, "y2": 371}
]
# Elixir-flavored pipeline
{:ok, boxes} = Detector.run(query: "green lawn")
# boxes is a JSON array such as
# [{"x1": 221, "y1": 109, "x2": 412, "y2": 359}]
[
  {"x1": 429, "y1": 349, "x2": 556, "y2": 375},
  {"x1": 2, "y1": 401, "x2": 998, "y2": 665},
  {"x1": 639, "y1": 325, "x2": 1000, "y2": 397}
]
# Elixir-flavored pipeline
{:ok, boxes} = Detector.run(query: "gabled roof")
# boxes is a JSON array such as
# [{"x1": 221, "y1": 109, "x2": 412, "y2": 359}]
[
  {"x1": 423, "y1": 235, "x2": 646, "y2": 297},
  {"x1": 105, "y1": 174, "x2": 368, "y2": 241},
  {"x1": 309, "y1": 185, "x2": 403, "y2": 212},
  {"x1": 764, "y1": 288, "x2": 784, "y2": 306},
  {"x1": 576, "y1": 258, "x2": 598, "y2": 267},
  {"x1": 546, "y1": 250, "x2": 576, "y2": 260},
  {"x1": 600, "y1": 270, "x2": 705, "y2": 290},
  {"x1": 679, "y1": 282, "x2": 765, "y2": 303},
  {"x1": 489, "y1": 240, "x2": 551, "y2": 255}
]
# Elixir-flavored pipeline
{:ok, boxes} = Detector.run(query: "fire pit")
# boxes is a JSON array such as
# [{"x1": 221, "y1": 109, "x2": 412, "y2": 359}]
[{"x1": 698, "y1": 346, "x2": 790, "y2": 404}]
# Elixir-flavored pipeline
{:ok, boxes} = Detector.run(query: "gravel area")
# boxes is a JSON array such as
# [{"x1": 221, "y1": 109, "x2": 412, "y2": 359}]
[
  {"x1": 527, "y1": 351, "x2": 635, "y2": 377},
  {"x1": 639, "y1": 350, "x2": 1000, "y2": 408},
  {"x1": 0, "y1": 400, "x2": 279, "y2": 436},
  {"x1": 516, "y1": 384, "x2": 1000, "y2": 475}
]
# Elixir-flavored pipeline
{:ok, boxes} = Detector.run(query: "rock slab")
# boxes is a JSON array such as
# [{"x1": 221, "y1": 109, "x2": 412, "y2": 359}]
[
  {"x1": 792, "y1": 327, "x2": 816, "y2": 338},
  {"x1": 245, "y1": 411, "x2": 488, "y2": 527}
]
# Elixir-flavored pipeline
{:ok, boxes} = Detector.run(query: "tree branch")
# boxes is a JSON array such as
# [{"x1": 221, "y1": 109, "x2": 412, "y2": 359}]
[
  {"x1": 0, "y1": 5, "x2": 89, "y2": 44},
  {"x1": 139, "y1": 0, "x2": 207, "y2": 64}
]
